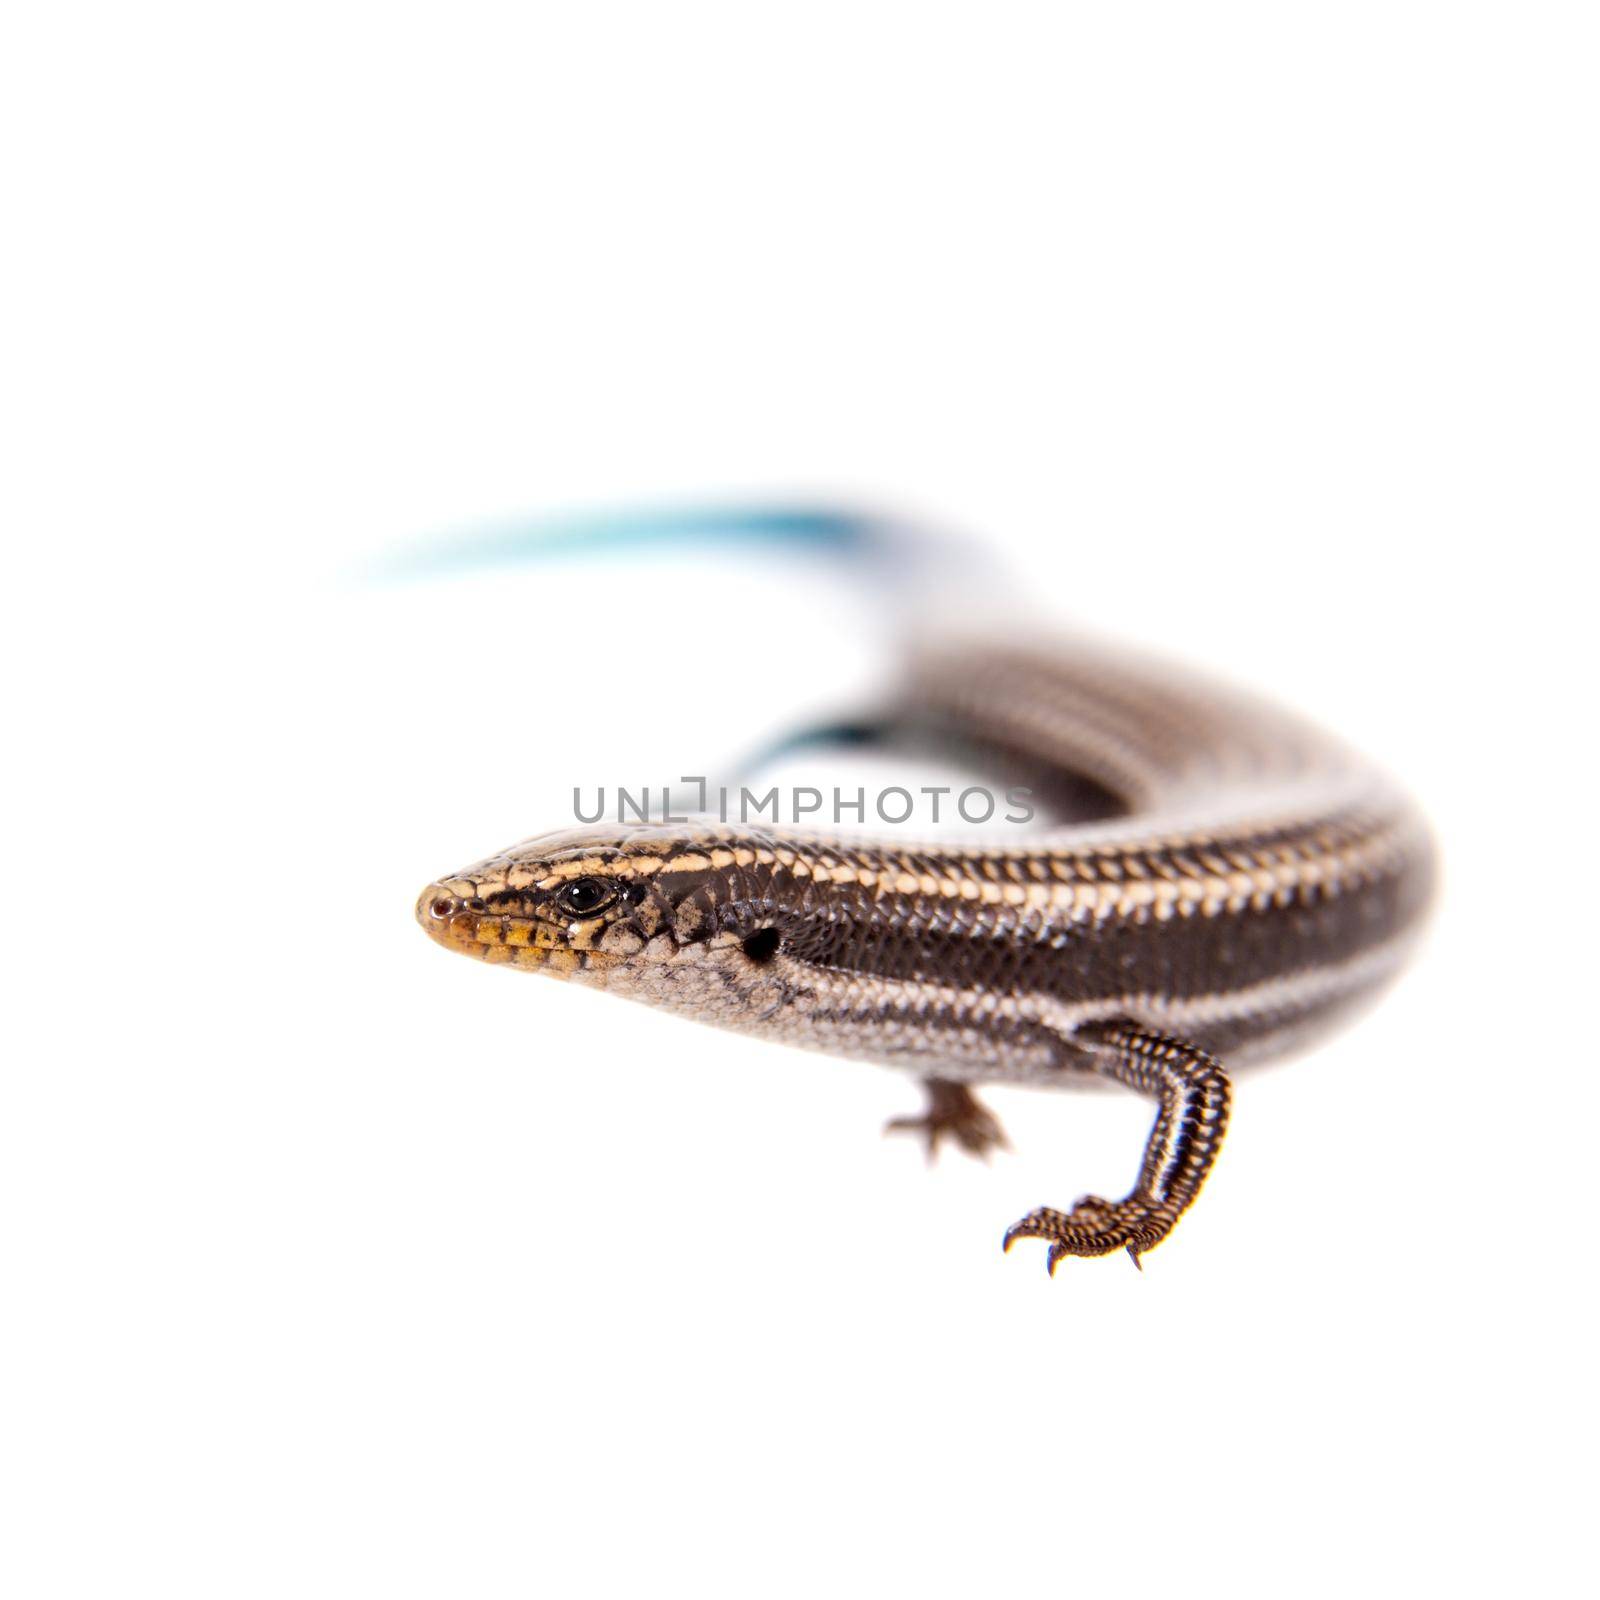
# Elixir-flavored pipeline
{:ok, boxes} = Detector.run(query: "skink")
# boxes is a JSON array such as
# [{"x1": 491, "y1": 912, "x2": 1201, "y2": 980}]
[{"x1": 417, "y1": 628, "x2": 1433, "y2": 1270}]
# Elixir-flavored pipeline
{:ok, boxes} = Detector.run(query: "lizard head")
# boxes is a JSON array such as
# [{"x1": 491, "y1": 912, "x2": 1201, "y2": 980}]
[
  {"x1": 417, "y1": 826, "x2": 671, "y2": 980},
  {"x1": 415, "y1": 825, "x2": 801, "y2": 1022}
]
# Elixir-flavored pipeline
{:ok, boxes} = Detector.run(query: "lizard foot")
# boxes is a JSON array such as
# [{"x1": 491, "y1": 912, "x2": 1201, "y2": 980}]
[
  {"x1": 1002, "y1": 1194, "x2": 1177, "y2": 1274},
  {"x1": 885, "y1": 1078, "x2": 1010, "y2": 1163}
]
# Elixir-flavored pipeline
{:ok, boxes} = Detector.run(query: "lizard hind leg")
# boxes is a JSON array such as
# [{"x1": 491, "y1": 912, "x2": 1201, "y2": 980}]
[
  {"x1": 886, "y1": 1077, "x2": 1011, "y2": 1163},
  {"x1": 1003, "y1": 1022, "x2": 1232, "y2": 1274}
]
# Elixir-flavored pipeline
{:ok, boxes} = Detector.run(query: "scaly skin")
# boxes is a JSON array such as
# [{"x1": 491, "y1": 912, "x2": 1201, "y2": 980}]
[{"x1": 417, "y1": 638, "x2": 1433, "y2": 1269}]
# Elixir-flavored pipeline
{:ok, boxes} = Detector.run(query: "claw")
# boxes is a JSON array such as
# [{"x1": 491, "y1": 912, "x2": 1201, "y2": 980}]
[
  {"x1": 1003, "y1": 1195, "x2": 1171, "y2": 1274},
  {"x1": 1001, "y1": 1207, "x2": 1051, "y2": 1255}
]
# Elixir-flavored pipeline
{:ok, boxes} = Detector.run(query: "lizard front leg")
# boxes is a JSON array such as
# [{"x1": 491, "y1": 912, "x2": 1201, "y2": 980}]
[
  {"x1": 1004, "y1": 1021, "x2": 1231, "y2": 1273},
  {"x1": 886, "y1": 1076, "x2": 1010, "y2": 1162}
]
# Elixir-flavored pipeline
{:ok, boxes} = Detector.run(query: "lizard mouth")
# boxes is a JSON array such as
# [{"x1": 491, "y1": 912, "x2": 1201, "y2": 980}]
[{"x1": 415, "y1": 885, "x2": 620, "y2": 975}]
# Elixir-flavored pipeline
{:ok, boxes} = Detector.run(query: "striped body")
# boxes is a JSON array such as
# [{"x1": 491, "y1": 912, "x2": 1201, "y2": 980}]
[{"x1": 417, "y1": 636, "x2": 1433, "y2": 1267}]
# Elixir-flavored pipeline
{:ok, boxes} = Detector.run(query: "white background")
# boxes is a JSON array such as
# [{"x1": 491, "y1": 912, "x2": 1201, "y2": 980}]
[{"x1": 4, "y1": 5, "x2": 1596, "y2": 1597}]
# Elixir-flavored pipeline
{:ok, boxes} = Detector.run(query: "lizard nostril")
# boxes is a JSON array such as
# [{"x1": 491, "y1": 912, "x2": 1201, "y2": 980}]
[{"x1": 428, "y1": 896, "x2": 457, "y2": 920}]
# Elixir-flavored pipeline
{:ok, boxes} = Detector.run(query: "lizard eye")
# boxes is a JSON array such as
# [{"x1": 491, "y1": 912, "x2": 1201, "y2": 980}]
[{"x1": 555, "y1": 877, "x2": 615, "y2": 917}]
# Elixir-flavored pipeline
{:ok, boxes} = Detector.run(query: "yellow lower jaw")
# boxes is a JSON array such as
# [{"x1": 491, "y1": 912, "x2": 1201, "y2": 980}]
[
  {"x1": 427, "y1": 913, "x2": 619, "y2": 977},
  {"x1": 481, "y1": 943, "x2": 622, "y2": 976}
]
